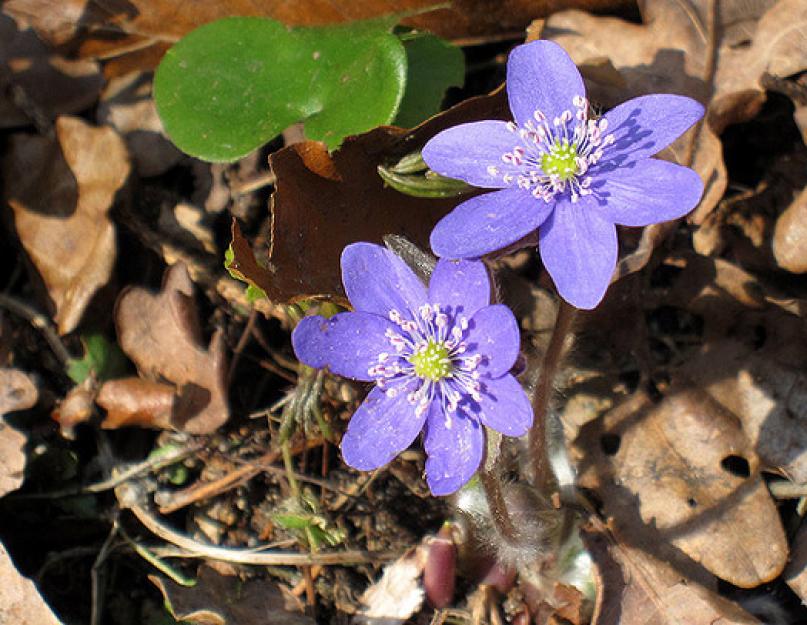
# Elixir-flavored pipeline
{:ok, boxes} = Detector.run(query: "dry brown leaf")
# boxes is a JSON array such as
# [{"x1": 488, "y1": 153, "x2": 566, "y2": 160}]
[
  {"x1": 575, "y1": 388, "x2": 787, "y2": 588},
  {"x1": 541, "y1": 0, "x2": 807, "y2": 225},
  {"x1": 149, "y1": 566, "x2": 313, "y2": 625},
  {"x1": 0, "y1": 13, "x2": 103, "y2": 127},
  {"x1": 5, "y1": 0, "x2": 630, "y2": 74},
  {"x1": 114, "y1": 263, "x2": 229, "y2": 434},
  {"x1": 0, "y1": 543, "x2": 63, "y2": 625},
  {"x1": 97, "y1": 71, "x2": 183, "y2": 177},
  {"x1": 96, "y1": 377, "x2": 175, "y2": 430},
  {"x1": 583, "y1": 521, "x2": 760, "y2": 625},
  {"x1": 51, "y1": 378, "x2": 95, "y2": 439},
  {"x1": 772, "y1": 185, "x2": 807, "y2": 272},
  {"x1": 679, "y1": 339, "x2": 807, "y2": 483},
  {"x1": 3, "y1": 115, "x2": 130, "y2": 334},
  {"x1": 232, "y1": 91, "x2": 508, "y2": 303},
  {"x1": 785, "y1": 522, "x2": 807, "y2": 603},
  {"x1": 0, "y1": 368, "x2": 37, "y2": 497}
]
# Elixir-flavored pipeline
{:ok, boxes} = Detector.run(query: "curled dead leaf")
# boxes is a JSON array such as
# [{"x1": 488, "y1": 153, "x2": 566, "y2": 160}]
[
  {"x1": 2, "y1": 115, "x2": 130, "y2": 334},
  {"x1": 0, "y1": 368, "x2": 37, "y2": 498},
  {"x1": 773, "y1": 185, "x2": 807, "y2": 273},
  {"x1": 96, "y1": 377, "x2": 176, "y2": 430},
  {"x1": 51, "y1": 378, "x2": 95, "y2": 439},
  {"x1": 97, "y1": 71, "x2": 184, "y2": 177},
  {"x1": 575, "y1": 388, "x2": 787, "y2": 588},
  {"x1": 233, "y1": 91, "x2": 508, "y2": 303},
  {"x1": 149, "y1": 566, "x2": 313, "y2": 625},
  {"x1": 582, "y1": 520, "x2": 760, "y2": 625},
  {"x1": 0, "y1": 543, "x2": 63, "y2": 625},
  {"x1": 0, "y1": 13, "x2": 103, "y2": 127},
  {"x1": 679, "y1": 339, "x2": 807, "y2": 484},
  {"x1": 114, "y1": 263, "x2": 229, "y2": 434}
]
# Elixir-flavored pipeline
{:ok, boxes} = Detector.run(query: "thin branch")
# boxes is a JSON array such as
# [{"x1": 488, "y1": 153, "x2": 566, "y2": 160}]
[
  {"x1": 117, "y1": 482, "x2": 398, "y2": 566},
  {"x1": 0, "y1": 292, "x2": 71, "y2": 364}
]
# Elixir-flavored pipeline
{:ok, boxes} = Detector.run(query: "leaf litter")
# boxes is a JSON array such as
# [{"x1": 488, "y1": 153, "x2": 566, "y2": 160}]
[{"x1": 2, "y1": 0, "x2": 807, "y2": 624}]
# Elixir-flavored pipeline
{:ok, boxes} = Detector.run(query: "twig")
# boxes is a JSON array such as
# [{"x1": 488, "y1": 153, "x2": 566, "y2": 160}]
[
  {"x1": 157, "y1": 438, "x2": 324, "y2": 514},
  {"x1": 117, "y1": 482, "x2": 398, "y2": 566},
  {"x1": 13, "y1": 441, "x2": 201, "y2": 499},
  {"x1": 231, "y1": 171, "x2": 276, "y2": 196},
  {"x1": 0, "y1": 292, "x2": 71, "y2": 364},
  {"x1": 91, "y1": 519, "x2": 119, "y2": 625},
  {"x1": 527, "y1": 301, "x2": 576, "y2": 495},
  {"x1": 769, "y1": 480, "x2": 807, "y2": 499}
]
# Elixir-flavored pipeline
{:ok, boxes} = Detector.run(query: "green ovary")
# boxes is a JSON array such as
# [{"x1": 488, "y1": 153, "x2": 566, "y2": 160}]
[
  {"x1": 409, "y1": 340, "x2": 452, "y2": 381},
  {"x1": 541, "y1": 140, "x2": 579, "y2": 181}
]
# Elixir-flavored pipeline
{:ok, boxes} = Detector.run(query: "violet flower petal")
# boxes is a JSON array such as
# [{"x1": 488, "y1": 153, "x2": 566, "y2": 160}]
[
  {"x1": 467, "y1": 305, "x2": 521, "y2": 377},
  {"x1": 539, "y1": 196, "x2": 617, "y2": 310},
  {"x1": 507, "y1": 40, "x2": 586, "y2": 128},
  {"x1": 431, "y1": 187, "x2": 555, "y2": 259},
  {"x1": 596, "y1": 158, "x2": 704, "y2": 226},
  {"x1": 341, "y1": 243, "x2": 427, "y2": 317},
  {"x1": 476, "y1": 374, "x2": 533, "y2": 436},
  {"x1": 428, "y1": 259, "x2": 490, "y2": 318},
  {"x1": 422, "y1": 121, "x2": 524, "y2": 188},
  {"x1": 341, "y1": 384, "x2": 427, "y2": 470},
  {"x1": 292, "y1": 312, "x2": 394, "y2": 381},
  {"x1": 424, "y1": 404, "x2": 484, "y2": 496},
  {"x1": 599, "y1": 95, "x2": 704, "y2": 169}
]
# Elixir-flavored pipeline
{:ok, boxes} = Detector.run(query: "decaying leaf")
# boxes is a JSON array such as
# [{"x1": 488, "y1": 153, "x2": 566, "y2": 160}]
[
  {"x1": 583, "y1": 521, "x2": 760, "y2": 625},
  {"x1": 112, "y1": 263, "x2": 229, "y2": 434},
  {"x1": 0, "y1": 543, "x2": 63, "y2": 625},
  {"x1": 540, "y1": 0, "x2": 807, "y2": 224},
  {"x1": 97, "y1": 71, "x2": 184, "y2": 177},
  {"x1": 575, "y1": 388, "x2": 787, "y2": 588},
  {"x1": 149, "y1": 566, "x2": 313, "y2": 625},
  {"x1": 2, "y1": 115, "x2": 130, "y2": 334},
  {"x1": 785, "y1": 523, "x2": 807, "y2": 603},
  {"x1": 4, "y1": 0, "x2": 629, "y2": 76},
  {"x1": 772, "y1": 185, "x2": 807, "y2": 273},
  {"x1": 679, "y1": 339, "x2": 807, "y2": 484},
  {"x1": 51, "y1": 377, "x2": 95, "y2": 440},
  {"x1": 0, "y1": 368, "x2": 37, "y2": 497},
  {"x1": 355, "y1": 546, "x2": 427, "y2": 625},
  {"x1": 0, "y1": 13, "x2": 103, "y2": 127},
  {"x1": 96, "y1": 378, "x2": 175, "y2": 430},
  {"x1": 232, "y1": 91, "x2": 508, "y2": 303}
]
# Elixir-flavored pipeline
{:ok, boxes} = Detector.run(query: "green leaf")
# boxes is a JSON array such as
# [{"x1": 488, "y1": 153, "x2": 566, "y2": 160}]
[
  {"x1": 66, "y1": 334, "x2": 128, "y2": 384},
  {"x1": 394, "y1": 33, "x2": 464, "y2": 128},
  {"x1": 154, "y1": 16, "x2": 407, "y2": 161}
]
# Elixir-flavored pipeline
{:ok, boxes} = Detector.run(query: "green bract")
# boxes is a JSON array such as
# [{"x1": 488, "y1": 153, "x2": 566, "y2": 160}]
[{"x1": 154, "y1": 16, "x2": 406, "y2": 161}]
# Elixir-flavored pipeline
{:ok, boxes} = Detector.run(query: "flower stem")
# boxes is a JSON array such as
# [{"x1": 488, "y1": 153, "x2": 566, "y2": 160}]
[
  {"x1": 479, "y1": 468, "x2": 519, "y2": 546},
  {"x1": 528, "y1": 300, "x2": 576, "y2": 494}
]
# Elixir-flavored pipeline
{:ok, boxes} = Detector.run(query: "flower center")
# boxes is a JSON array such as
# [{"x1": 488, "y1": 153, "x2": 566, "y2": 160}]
[
  {"x1": 489, "y1": 95, "x2": 616, "y2": 203},
  {"x1": 540, "y1": 140, "x2": 579, "y2": 182},
  {"x1": 409, "y1": 340, "x2": 452, "y2": 381}
]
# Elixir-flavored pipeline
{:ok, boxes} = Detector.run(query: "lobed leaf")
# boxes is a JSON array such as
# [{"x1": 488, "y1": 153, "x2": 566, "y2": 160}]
[{"x1": 154, "y1": 16, "x2": 406, "y2": 161}]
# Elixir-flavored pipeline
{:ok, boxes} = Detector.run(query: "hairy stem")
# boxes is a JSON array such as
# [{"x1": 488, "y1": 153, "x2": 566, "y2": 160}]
[
  {"x1": 528, "y1": 300, "x2": 576, "y2": 494},
  {"x1": 479, "y1": 468, "x2": 519, "y2": 546}
]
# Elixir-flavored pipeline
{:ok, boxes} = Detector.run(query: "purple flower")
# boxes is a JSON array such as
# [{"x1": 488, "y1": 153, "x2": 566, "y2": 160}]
[
  {"x1": 422, "y1": 40, "x2": 705, "y2": 309},
  {"x1": 292, "y1": 243, "x2": 532, "y2": 496}
]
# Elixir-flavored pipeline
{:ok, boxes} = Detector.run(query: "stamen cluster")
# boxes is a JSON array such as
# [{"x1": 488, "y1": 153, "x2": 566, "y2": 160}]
[
  {"x1": 368, "y1": 305, "x2": 483, "y2": 422},
  {"x1": 488, "y1": 95, "x2": 615, "y2": 203}
]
